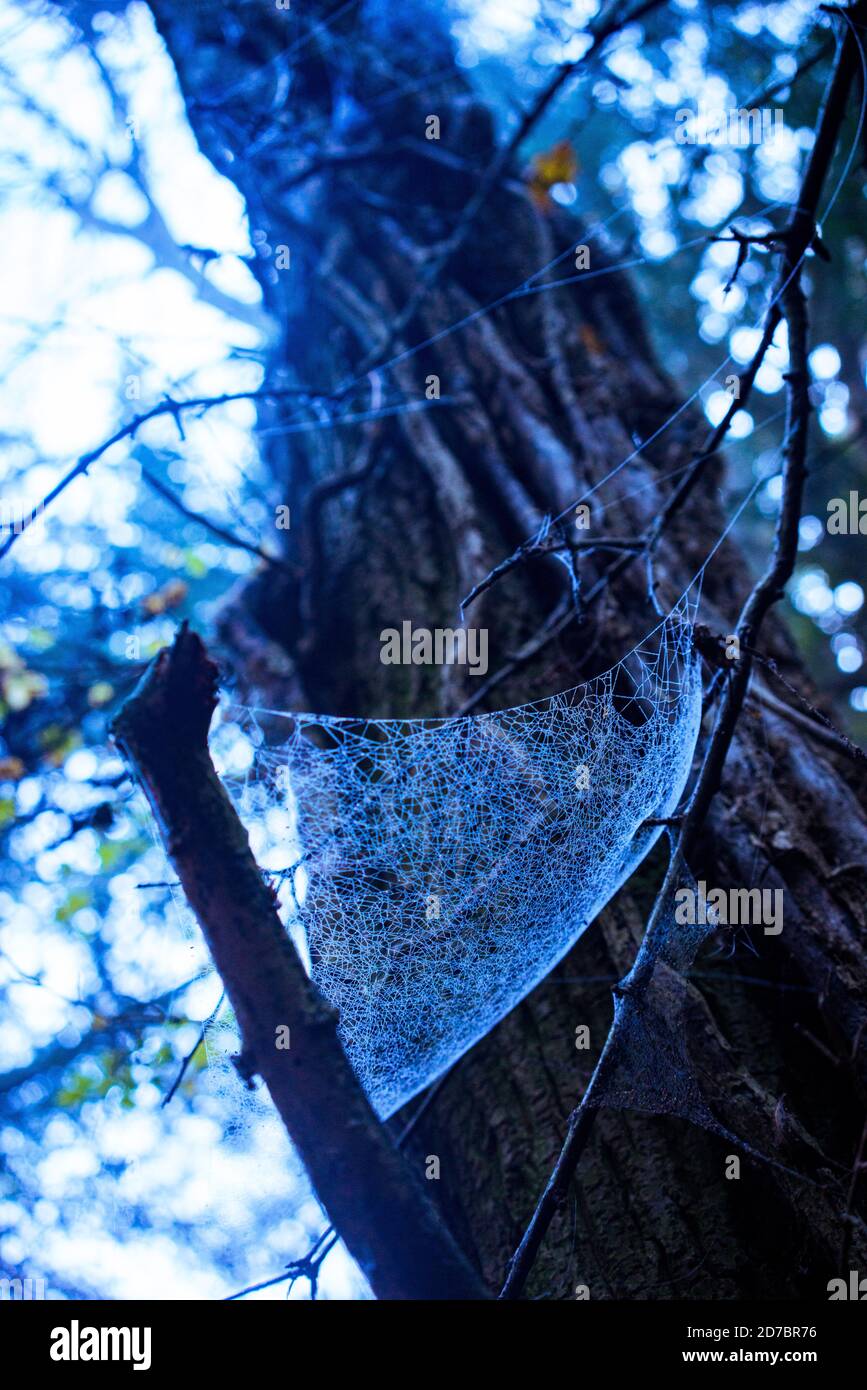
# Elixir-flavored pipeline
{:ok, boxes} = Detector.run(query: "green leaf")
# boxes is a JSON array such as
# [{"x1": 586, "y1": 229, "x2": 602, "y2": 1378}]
[{"x1": 55, "y1": 889, "x2": 92, "y2": 923}]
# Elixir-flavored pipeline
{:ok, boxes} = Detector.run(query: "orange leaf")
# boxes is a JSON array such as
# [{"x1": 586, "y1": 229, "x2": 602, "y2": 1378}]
[{"x1": 527, "y1": 138, "x2": 579, "y2": 211}]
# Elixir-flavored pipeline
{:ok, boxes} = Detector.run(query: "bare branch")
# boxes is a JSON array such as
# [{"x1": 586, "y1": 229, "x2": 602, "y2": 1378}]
[
  {"x1": 111, "y1": 624, "x2": 488, "y2": 1301},
  {"x1": 500, "y1": 5, "x2": 867, "y2": 1299},
  {"x1": 141, "y1": 467, "x2": 296, "y2": 576},
  {"x1": 0, "y1": 385, "x2": 327, "y2": 562}
]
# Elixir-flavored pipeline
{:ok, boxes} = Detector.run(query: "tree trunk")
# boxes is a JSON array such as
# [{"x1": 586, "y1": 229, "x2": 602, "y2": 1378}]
[{"x1": 144, "y1": 0, "x2": 867, "y2": 1298}]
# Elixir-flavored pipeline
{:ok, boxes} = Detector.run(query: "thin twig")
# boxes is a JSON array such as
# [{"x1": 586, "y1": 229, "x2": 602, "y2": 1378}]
[
  {"x1": 500, "y1": 10, "x2": 865, "y2": 1299},
  {"x1": 161, "y1": 991, "x2": 225, "y2": 1108},
  {"x1": 142, "y1": 469, "x2": 295, "y2": 575},
  {"x1": 225, "y1": 1227, "x2": 340, "y2": 1302},
  {"x1": 225, "y1": 1066, "x2": 457, "y2": 1300},
  {"x1": 746, "y1": 648, "x2": 867, "y2": 765}
]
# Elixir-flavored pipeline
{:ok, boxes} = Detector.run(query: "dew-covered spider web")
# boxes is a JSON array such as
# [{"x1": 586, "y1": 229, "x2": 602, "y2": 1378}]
[
  {"x1": 226, "y1": 596, "x2": 702, "y2": 1119},
  {"x1": 593, "y1": 864, "x2": 830, "y2": 1185},
  {"x1": 594, "y1": 868, "x2": 728, "y2": 1131}
]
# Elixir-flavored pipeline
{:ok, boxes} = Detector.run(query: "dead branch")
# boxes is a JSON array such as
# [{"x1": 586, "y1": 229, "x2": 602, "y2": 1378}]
[{"x1": 111, "y1": 623, "x2": 487, "y2": 1301}]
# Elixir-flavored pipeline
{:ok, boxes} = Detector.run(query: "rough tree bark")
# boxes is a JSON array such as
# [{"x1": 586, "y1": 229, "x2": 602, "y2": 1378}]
[{"x1": 140, "y1": 0, "x2": 867, "y2": 1298}]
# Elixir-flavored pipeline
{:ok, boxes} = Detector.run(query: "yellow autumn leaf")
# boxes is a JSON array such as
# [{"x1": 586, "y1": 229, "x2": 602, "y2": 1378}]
[{"x1": 527, "y1": 138, "x2": 579, "y2": 211}]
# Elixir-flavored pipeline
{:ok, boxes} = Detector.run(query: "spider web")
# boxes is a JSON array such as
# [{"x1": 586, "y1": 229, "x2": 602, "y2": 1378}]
[{"x1": 228, "y1": 597, "x2": 702, "y2": 1119}]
